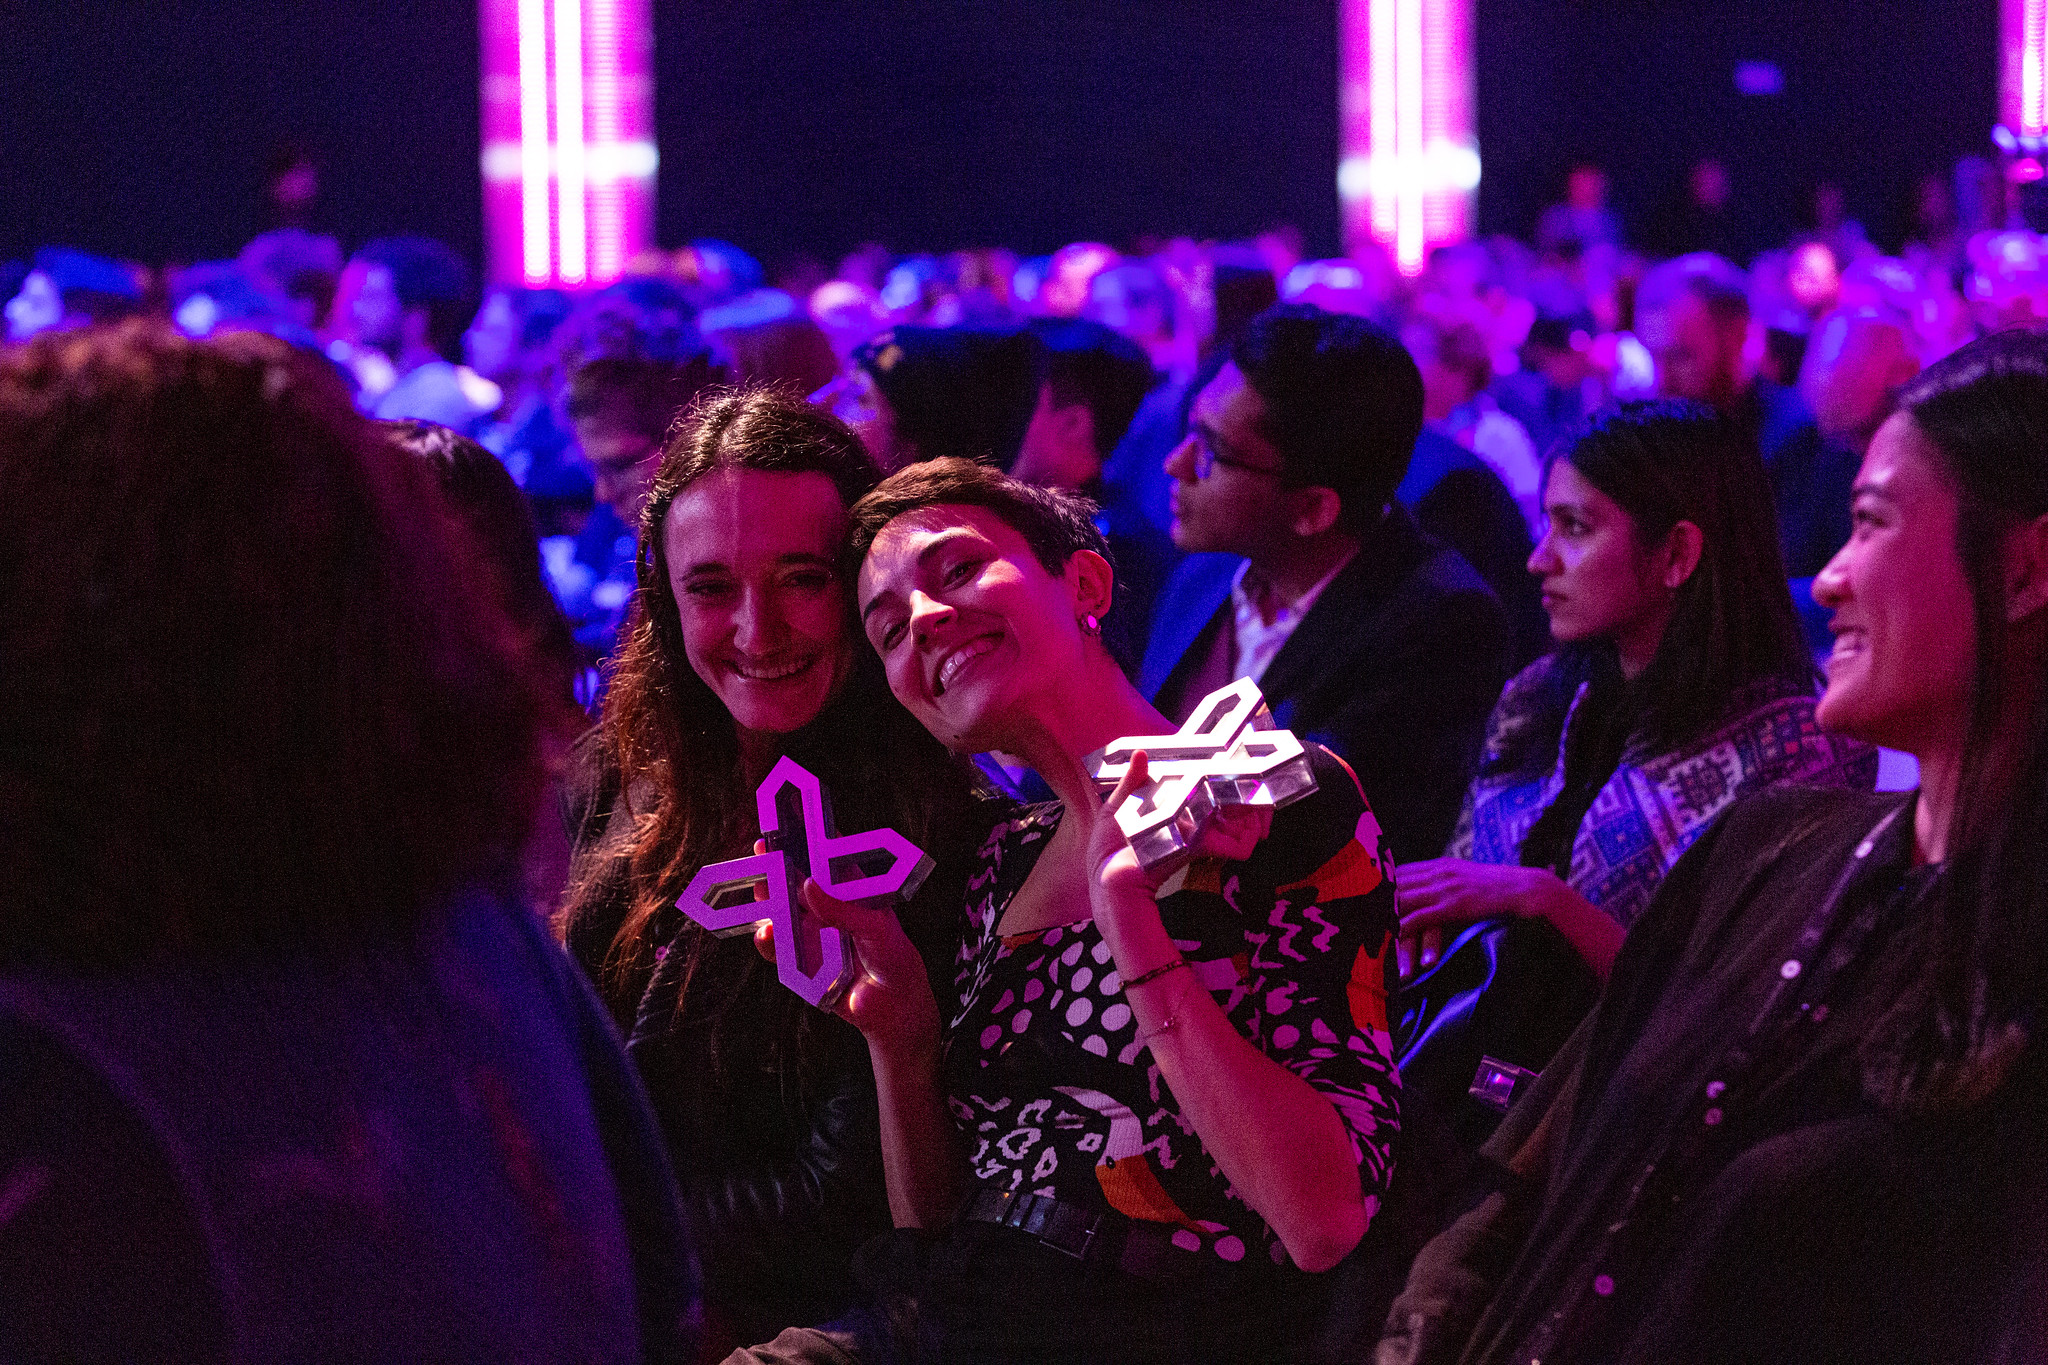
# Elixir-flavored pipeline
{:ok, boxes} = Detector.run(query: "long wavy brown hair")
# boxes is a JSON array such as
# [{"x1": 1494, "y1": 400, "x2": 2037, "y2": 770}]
[
  {"x1": 0, "y1": 323, "x2": 568, "y2": 965},
  {"x1": 561, "y1": 386, "x2": 979, "y2": 1086}
]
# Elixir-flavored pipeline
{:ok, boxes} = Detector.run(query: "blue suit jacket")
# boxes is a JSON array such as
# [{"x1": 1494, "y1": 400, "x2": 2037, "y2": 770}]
[{"x1": 1139, "y1": 506, "x2": 1511, "y2": 863}]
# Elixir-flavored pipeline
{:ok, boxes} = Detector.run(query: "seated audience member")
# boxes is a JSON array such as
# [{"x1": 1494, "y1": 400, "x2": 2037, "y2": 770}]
[
  {"x1": 238, "y1": 228, "x2": 344, "y2": 333},
  {"x1": 555, "y1": 292, "x2": 725, "y2": 658},
  {"x1": 557, "y1": 390, "x2": 979, "y2": 1353},
  {"x1": 1039, "y1": 241, "x2": 1121, "y2": 317},
  {"x1": 1536, "y1": 163, "x2": 1624, "y2": 258},
  {"x1": 1489, "y1": 304, "x2": 1599, "y2": 464},
  {"x1": 808, "y1": 280, "x2": 890, "y2": 366},
  {"x1": 1142, "y1": 303, "x2": 1511, "y2": 863},
  {"x1": 1636, "y1": 252, "x2": 1843, "y2": 577},
  {"x1": 1380, "y1": 329, "x2": 2048, "y2": 1365},
  {"x1": 384, "y1": 419, "x2": 592, "y2": 915},
  {"x1": 1392, "y1": 403, "x2": 1878, "y2": 1129},
  {"x1": 464, "y1": 284, "x2": 575, "y2": 490},
  {"x1": 1085, "y1": 258, "x2": 1184, "y2": 380},
  {"x1": 700, "y1": 292, "x2": 841, "y2": 396},
  {"x1": 1402, "y1": 310, "x2": 1544, "y2": 538},
  {"x1": 349, "y1": 235, "x2": 496, "y2": 428},
  {"x1": 4, "y1": 247, "x2": 141, "y2": 341},
  {"x1": 730, "y1": 459, "x2": 1401, "y2": 1365},
  {"x1": 0, "y1": 324, "x2": 696, "y2": 1362},
  {"x1": 1014, "y1": 316, "x2": 1178, "y2": 671},
  {"x1": 817, "y1": 325, "x2": 1046, "y2": 472},
  {"x1": 1799, "y1": 306, "x2": 1921, "y2": 459},
  {"x1": 1207, "y1": 245, "x2": 1281, "y2": 363},
  {"x1": 167, "y1": 260, "x2": 299, "y2": 343}
]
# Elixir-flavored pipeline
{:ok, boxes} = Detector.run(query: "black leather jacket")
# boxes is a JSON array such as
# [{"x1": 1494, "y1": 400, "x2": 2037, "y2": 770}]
[{"x1": 560, "y1": 731, "x2": 979, "y2": 1344}]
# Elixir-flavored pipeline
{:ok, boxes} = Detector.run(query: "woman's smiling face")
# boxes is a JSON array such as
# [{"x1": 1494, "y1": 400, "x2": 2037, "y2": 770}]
[
  {"x1": 1812, "y1": 411, "x2": 1977, "y2": 757},
  {"x1": 663, "y1": 466, "x2": 857, "y2": 744},
  {"x1": 856, "y1": 503, "x2": 1088, "y2": 753}
]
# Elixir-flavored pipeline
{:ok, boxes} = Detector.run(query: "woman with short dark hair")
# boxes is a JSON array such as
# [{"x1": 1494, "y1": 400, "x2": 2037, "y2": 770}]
[
  {"x1": 730, "y1": 456, "x2": 1403, "y2": 1365},
  {"x1": 0, "y1": 322, "x2": 695, "y2": 1362}
]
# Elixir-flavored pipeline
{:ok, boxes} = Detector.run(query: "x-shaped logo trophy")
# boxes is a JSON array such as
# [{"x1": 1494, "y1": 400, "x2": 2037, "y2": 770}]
[
  {"x1": 1084, "y1": 678, "x2": 1318, "y2": 875},
  {"x1": 676, "y1": 756, "x2": 935, "y2": 1009}
]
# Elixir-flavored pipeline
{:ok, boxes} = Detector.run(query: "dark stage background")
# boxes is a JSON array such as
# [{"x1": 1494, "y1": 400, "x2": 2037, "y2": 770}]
[{"x1": 0, "y1": 0, "x2": 2002, "y2": 273}]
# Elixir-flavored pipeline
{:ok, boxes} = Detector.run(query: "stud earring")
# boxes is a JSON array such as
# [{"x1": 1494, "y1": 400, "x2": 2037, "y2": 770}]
[{"x1": 1081, "y1": 613, "x2": 1101, "y2": 636}]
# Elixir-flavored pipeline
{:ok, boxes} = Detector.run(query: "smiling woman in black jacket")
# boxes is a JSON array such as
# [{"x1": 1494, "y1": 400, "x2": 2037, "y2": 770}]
[{"x1": 557, "y1": 387, "x2": 981, "y2": 1354}]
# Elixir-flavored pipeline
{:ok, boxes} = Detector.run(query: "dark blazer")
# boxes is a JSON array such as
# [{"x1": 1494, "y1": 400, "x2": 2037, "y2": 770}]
[{"x1": 1139, "y1": 505, "x2": 1511, "y2": 864}]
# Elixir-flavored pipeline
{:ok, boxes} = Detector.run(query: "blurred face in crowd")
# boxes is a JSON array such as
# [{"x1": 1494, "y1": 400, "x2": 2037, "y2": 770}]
[
  {"x1": 577, "y1": 413, "x2": 665, "y2": 527},
  {"x1": 1568, "y1": 165, "x2": 1608, "y2": 211},
  {"x1": 351, "y1": 264, "x2": 404, "y2": 355},
  {"x1": 1528, "y1": 459, "x2": 1693, "y2": 677},
  {"x1": 1401, "y1": 321, "x2": 1482, "y2": 424},
  {"x1": 1812, "y1": 414, "x2": 1976, "y2": 757},
  {"x1": 1639, "y1": 292, "x2": 1746, "y2": 408},
  {"x1": 1013, "y1": 386, "x2": 1100, "y2": 491},
  {"x1": 1799, "y1": 312, "x2": 1919, "y2": 453},
  {"x1": 664, "y1": 467, "x2": 856, "y2": 745},
  {"x1": 5, "y1": 270, "x2": 62, "y2": 341},
  {"x1": 814, "y1": 366, "x2": 903, "y2": 470},
  {"x1": 464, "y1": 291, "x2": 520, "y2": 384},
  {"x1": 858, "y1": 503, "x2": 1097, "y2": 755},
  {"x1": 1164, "y1": 362, "x2": 1298, "y2": 558},
  {"x1": 1690, "y1": 160, "x2": 1730, "y2": 211}
]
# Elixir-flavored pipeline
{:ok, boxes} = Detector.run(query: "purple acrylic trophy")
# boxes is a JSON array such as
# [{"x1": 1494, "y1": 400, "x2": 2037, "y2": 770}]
[
  {"x1": 1084, "y1": 678, "x2": 1318, "y2": 876},
  {"x1": 676, "y1": 756, "x2": 935, "y2": 1009}
]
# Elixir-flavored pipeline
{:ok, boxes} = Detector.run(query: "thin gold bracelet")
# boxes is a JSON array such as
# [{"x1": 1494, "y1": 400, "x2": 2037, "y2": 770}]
[
  {"x1": 1138, "y1": 1014, "x2": 1181, "y2": 1045},
  {"x1": 1123, "y1": 956, "x2": 1188, "y2": 991}
]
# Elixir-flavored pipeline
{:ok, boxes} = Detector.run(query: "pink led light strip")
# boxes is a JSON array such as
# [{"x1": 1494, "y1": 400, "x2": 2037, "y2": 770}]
[
  {"x1": 1340, "y1": 0, "x2": 1476, "y2": 276},
  {"x1": 482, "y1": 0, "x2": 653, "y2": 287}
]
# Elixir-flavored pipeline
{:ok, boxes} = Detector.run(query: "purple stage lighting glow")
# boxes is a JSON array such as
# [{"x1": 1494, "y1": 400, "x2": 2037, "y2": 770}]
[
  {"x1": 1339, "y1": 0, "x2": 1477, "y2": 276},
  {"x1": 481, "y1": 0, "x2": 654, "y2": 289}
]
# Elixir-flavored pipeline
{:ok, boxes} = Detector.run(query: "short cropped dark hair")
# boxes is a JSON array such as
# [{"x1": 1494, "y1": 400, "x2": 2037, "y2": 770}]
[
  {"x1": 1636, "y1": 253, "x2": 1751, "y2": 327},
  {"x1": 847, "y1": 456, "x2": 1109, "y2": 581},
  {"x1": 1029, "y1": 318, "x2": 1160, "y2": 457},
  {"x1": 355, "y1": 235, "x2": 476, "y2": 359},
  {"x1": 1231, "y1": 302, "x2": 1424, "y2": 530}
]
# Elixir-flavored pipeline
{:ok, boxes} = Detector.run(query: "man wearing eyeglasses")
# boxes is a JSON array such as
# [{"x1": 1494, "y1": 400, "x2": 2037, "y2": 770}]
[{"x1": 1139, "y1": 303, "x2": 1511, "y2": 864}]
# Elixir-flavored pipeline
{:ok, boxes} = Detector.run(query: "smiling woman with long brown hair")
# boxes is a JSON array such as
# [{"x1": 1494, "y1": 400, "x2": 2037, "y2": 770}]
[{"x1": 557, "y1": 387, "x2": 982, "y2": 1352}]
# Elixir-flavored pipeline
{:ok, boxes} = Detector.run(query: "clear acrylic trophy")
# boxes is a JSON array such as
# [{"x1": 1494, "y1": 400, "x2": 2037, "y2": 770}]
[{"x1": 1083, "y1": 678, "x2": 1318, "y2": 876}]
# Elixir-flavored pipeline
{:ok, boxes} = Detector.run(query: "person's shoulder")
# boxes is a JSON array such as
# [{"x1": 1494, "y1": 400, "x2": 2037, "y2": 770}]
[{"x1": 1707, "y1": 784, "x2": 1903, "y2": 871}]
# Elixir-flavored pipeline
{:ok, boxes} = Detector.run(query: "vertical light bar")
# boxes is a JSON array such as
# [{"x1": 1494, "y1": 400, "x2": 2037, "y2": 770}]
[
  {"x1": 1368, "y1": 0, "x2": 1397, "y2": 241},
  {"x1": 517, "y1": 0, "x2": 552, "y2": 282},
  {"x1": 1338, "y1": 0, "x2": 1477, "y2": 277},
  {"x1": 586, "y1": 0, "x2": 625, "y2": 281},
  {"x1": 553, "y1": 0, "x2": 588, "y2": 286},
  {"x1": 483, "y1": 0, "x2": 650, "y2": 286},
  {"x1": 2030, "y1": 0, "x2": 2047, "y2": 135},
  {"x1": 2003, "y1": 0, "x2": 2048, "y2": 140},
  {"x1": 1393, "y1": 0, "x2": 1425, "y2": 273}
]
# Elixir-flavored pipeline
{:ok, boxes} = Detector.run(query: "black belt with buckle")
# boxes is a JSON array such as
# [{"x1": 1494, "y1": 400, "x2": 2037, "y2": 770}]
[{"x1": 960, "y1": 1185, "x2": 1212, "y2": 1283}]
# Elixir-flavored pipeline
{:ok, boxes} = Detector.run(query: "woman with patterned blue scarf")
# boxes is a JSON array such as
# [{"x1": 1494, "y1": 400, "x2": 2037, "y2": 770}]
[{"x1": 1391, "y1": 402, "x2": 1877, "y2": 1125}]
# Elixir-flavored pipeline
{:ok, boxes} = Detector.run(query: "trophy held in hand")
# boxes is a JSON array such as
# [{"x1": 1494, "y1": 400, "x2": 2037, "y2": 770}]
[{"x1": 676, "y1": 756, "x2": 935, "y2": 1009}]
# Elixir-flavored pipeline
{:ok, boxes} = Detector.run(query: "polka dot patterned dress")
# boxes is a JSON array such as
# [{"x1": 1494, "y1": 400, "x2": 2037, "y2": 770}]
[{"x1": 941, "y1": 745, "x2": 1403, "y2": 1268}]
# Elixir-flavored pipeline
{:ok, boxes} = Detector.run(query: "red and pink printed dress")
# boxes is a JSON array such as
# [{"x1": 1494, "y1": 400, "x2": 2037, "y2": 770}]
[{"x1": 941, "y1": 744, "x2": 1403, "y2": 1270}]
